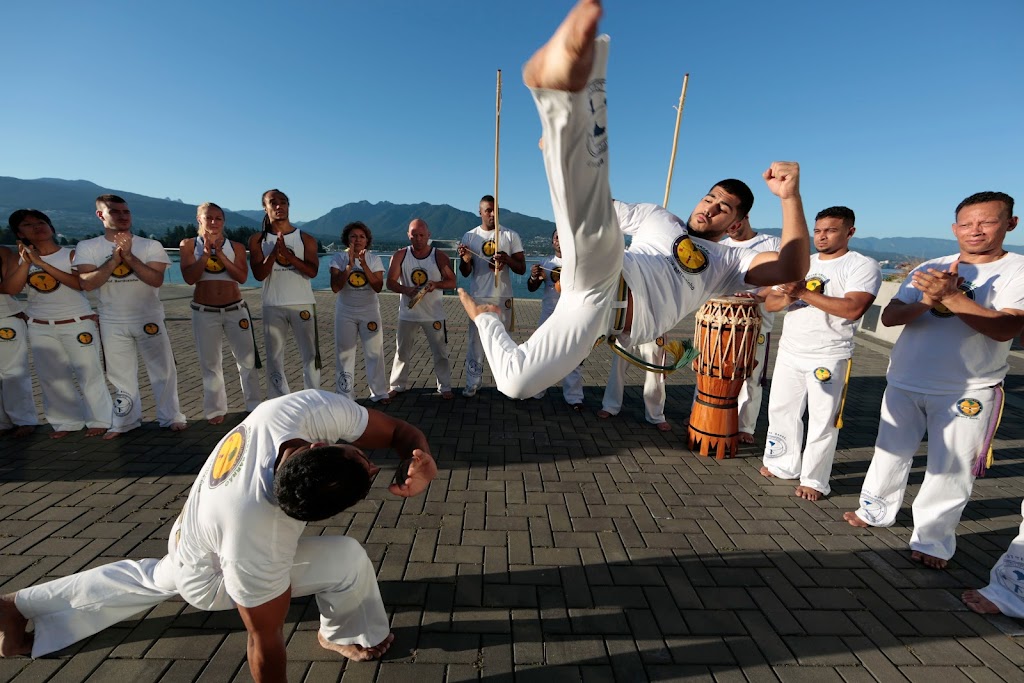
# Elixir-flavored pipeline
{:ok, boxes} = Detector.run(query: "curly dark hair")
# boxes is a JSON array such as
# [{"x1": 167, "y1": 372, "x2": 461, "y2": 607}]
[
  {"x1": 273, "y1": 445, "x2": 373, "y2": 522},
  {"x1": 341, "y1": 221, "x2": 373, "y2": 249}
]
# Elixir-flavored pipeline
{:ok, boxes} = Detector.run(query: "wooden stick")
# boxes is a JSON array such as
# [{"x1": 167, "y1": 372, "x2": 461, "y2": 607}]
[
  {"x1": 494, "y1": 69, "x2": 503, "y2": 286},
  {"x1": 463, "y1": 246, "x2": 558, "y2": 273},
  {"x1": 662, "y1": 73, "x2": 690, "y2": 209}
]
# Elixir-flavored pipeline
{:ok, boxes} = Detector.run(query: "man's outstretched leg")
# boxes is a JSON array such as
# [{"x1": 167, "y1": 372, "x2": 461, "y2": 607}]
[{"x1": 521, "y1": 0, "x2": 601, "y2": 92}]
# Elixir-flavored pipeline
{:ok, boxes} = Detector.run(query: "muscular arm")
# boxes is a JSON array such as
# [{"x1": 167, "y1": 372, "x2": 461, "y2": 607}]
[
  {"x1": 353, "y1": 410, "x2": 437, "y2": 497},
  {"x1": 329, "y1": 259, "x2": 349, "y2": 293},
  {"x1": 249, "y1": 234, "x2": 274, "y2": 282},
  {"x1": 434, "y1": 252, "x2": 457, "y2": 290},
  {"x1": 221, "y1": 240, "x2": 250, "y2": 285},
  {"x1": 0, "y1": 248, "x2": 16, "y2": 294},
  {"x1": 123, "y1": 254, "x2": 167, "y2": 288},
  {"x1": 179, "y1": 238, "x2": 205, "y2": 285},
  {"x1": 365, "y1": 267, "x2": 384, "y2": 294},
  {"x1": 507, "y1": 251, "x2": 527, "y2": 276},
  {"x1": 763, "y1": 288, "x2": 797, "y2": 313},
  {"x1": 385, "y1": 250, "x2": 408, "y2": 295},
  {"x1": 938, "y1": 296, "x2": 1024, "y2": 342},
  {"x1": 745, "y1": 195, "x2": 810, "y2": 287},
  {"x1": 286, "y1": 233, "x2": 320, "y2": 279},
  {"x1": 880, "y1": 298, "x2": 931, "y2": 327},
  {"x1": 236, "y1": 587, "x2": 291, "y2": 683},
  {"x1": 794, "y1": 289, "x2": 877, "y2": 321},
  {"x1": 77, "y1": 259, "x2": 118, "y2": 291}
]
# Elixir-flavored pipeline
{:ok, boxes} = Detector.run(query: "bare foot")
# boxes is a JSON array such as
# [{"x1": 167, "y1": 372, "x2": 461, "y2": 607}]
[
  {"x1": 597, "y1": 410, "x2": 613, "y2": 419},
  {"x1": 738, "y1": 432, "x2": 755, "y2": 444},
  {"x1": 962, "y1": 589, "x2": 1002, "y2": 615},
  {"x1": 0, "y1": 594, "x2": 31, "y2": 657},
  {"x1": 843, "y1": 511, "x2": 869, "y2": 527},
  {"x1": 457, "y1": 288, "x2": 500, "y2": 321},
  {"x1": 169, "y1": 422, "x2": 188, "y2": 432},
  {"x1": 318, "y1": 630, "x2": 394, "y2": 662},
  {"x1": 49, "y1": 431, "x2": 70, "y2": 440},
  {"x1": 795, "y1": 486, "x2": 823, "y2": 501},
  {"x1": 759, "y1": 466, "x2": 776, "y2": 479},
  {"x1": 911, "y1": 550, "x2": 948, "y2": 570},
  {"x1": 84, "y1": 427, "x2": 105, "y2": 437},
  {"x1": 522, "y1": 0, "x2": 602, "y2": 92},
  {"x1": 208, "y1": 415, "x2": 225, "y2": 426},
  {"x1": 440, "y1": 391, "x2": 454, "y2": 400},
  {"x1": 103, "y1": 430, "x2": 123, "y2": 440},
  {"x1": 12, "y1": 426, "x2": 35, "y2": 438},
  {"x1": 376, "y1": 398, "x2": 391, "y2": 406},
  {"x1": 388, "y1": 390, "x2": 399, "y2": 399},
  {"x1": 655, "y1": 422, "x2": 672, "y2": 432}
]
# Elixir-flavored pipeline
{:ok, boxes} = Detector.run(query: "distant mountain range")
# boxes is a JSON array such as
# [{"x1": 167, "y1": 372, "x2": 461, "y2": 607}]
[{"x1": 2, "y1": 176, "x2": 1019, "y2": 261}]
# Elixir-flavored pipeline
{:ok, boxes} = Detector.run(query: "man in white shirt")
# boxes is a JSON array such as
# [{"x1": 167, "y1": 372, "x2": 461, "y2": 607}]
[
  {"x1": 845, "y1": 191, "x2": 1024, "y2": 570},
  {"x1": 0, "y1": 390, "x2": 439, "y2": 675},
  {"x1": 759, "y1": 206, "x2": 881, "y2": 501},
  {"x1": 456, "y1": 195, "x2": 526, "y2": 397},
  {"x1": 74, "y1": 194, "x2": 186, "y2": 438}
]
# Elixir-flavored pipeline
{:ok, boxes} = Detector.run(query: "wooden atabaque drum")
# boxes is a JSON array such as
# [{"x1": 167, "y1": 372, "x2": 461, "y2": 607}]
[{"x1": 687, "y1": 296, "x2": 762, "y2": 459}]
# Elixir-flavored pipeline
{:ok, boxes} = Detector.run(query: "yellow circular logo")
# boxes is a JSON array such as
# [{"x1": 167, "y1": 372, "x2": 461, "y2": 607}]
[
  {"x1": 143, "y1": 323, "x2": 160, "y2": 335},
  {"x1": 112, "y1": 263, "x2": 134, "y2": 278},
  {"x1": 209, "y1": 427, "x2": 246, "y2": 488},
  {"x1": 0, "y1": 328, "x2": 16, "y2": 341},
  {"x1": 932, "y1": 283, "x2": 974, "y2": 318},
  {"x1": 367, "y1": 321, "x2": 378, "y2": 332},
  {"x1": 813, "y1": 367, "x2": 832, "y2": 382},
  {"x1": 205, "y1": 256, "x2": 225, "y2": 273},
  {"x1": 348, "y1": 271, "x2": 368, "y2": 288},
  {"x1": 957, "y1": 398, "x2": 982, "y2": 417},
  {"x1": 673, "y1": 236, "x2": 708, "y2": 274},
  {"x1": 805, "y1": 277, "x2": 824, "y2": 292},
  {"x1": 550, "y1": 267, "x2": 561, "y2": 284},
  {"x1": 299, "y1": 310, "x2": 311, "y2": 321},
  {"x1": 29, "y1": 272, "x2": 59, "y2": 293},
  {"x1": 433, "y1": 321, "x2": 442, "y2": 330},
  {"x1": 77, "y1": 332, "x2": 93, "y2": 345},
  {"x1": 757, "y1": 333, "x2": 766, "y2": 345},
  {"x1": 239, "y1": 319, "x2": 250, "y2": 330},
  {"x1": 411, "y1": 268, "x2": 428, "y2": 286},
  {"x1": 482, "y1": 240, "x2": 497, "y2": 257},
  {"x1": 656, "y1": 336, "x2": 665, "y2": 347}
]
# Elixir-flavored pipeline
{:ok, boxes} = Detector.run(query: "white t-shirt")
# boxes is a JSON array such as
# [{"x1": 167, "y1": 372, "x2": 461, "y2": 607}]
[
  {"x1": 73, "y1": 234, "x2": 170, "y2": 324},
  {"x1": 24, "y1": 248, "x2": 93, "y2": 319},
  {"x1": 260, "y1": 229, "x2": 315, "y2": 307},
  {"x1": 887, "y1": 252, "x2": 1024, "y2": 393},
  {"x1": 174, "y1": 390, "x2": 369, "y2": 610},
  {"x1": 538, "y1": 255, "x2": 563, "y2": 319},
  {"x1": 329, "y1": 251, "x2": 384, "y2": 313},
  {"x1": 777, "y1": 251, "x2": 882, "y2": 361},
  {"x1": 720, "y1": 233, "x2": 782, "y2": 333},
  {"x1": 614, "y1": 202, "x2": 757, "y2": 345},
  {"x1": 460, "y1": 225, "x2": 523, "y2": 301}
]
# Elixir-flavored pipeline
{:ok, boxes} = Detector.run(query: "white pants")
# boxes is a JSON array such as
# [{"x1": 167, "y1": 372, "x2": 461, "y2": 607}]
[
  {"x1": 101, "y1": 318, "x2": 185, "y2": 432},
  {"x1": 762, "y1": 353, "x2": 850, "y2": 496},
  {"x1": 0, "y1": 315, "x2": 36, "y2": 429},
  {"x1": 390, "y1": 319, "x2": 452, "y2": 394},
  {"x1": 853, "y1": 384, "x2": 1002, "y2": 561},
  {"x1": 192, "y1": 303, "x2": 262, "y2": 419},
  {"x1": 334, "y1": 306, "x2": 389, "y2": 402},
  {"x1": 531, "y1": 307, "x2": 585, "y2": 403},
  {"x1": 16, "y1": 534, "x2": 389, "y2": 658},
  {"x1": 28, "y1": 318, "x2": 112, "y2": 431},
  {"x1": 264, "y1": 304, "x2": 321, "y2": 398},
  {"x1": 978, "y1": 498, "x2": 1024, "y2": 618},
  {"x1": 473, "y1": 38, "x2": 622, "y2": 400},
  {"x1": 600, "y1": 341, "x2": 665, "y2": 422},
  {"x1": 465, "y1": 299, "x2": 512, "y2": 393},
  {"x1": 736, "y1": 330, "x2": 770, "y2": 435}
]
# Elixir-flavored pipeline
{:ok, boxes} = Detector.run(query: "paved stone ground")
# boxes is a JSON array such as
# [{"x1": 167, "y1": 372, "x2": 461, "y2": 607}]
[{"x1": 3, "y1": 285, "x2": 1024, "y2": 682}]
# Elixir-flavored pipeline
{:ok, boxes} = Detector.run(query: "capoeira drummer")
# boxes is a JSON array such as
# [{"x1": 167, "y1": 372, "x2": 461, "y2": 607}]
[
  {"x1": 5, "y1": 210, "x2": 112, "y2": 438},
  {"x1": 180, "y1": 202, "x2": 262, "y2": 425},
  {"x1": 458, "y1": 0, "x2": 810, "y2": 401},
  {"x1": 75, "y1": 194, "x2": 187, "y2": 438},
  {"x1": 0, "y1": 389, "x2": 439, "y2": 673},
  {"x1": 249, "y1": 189, "x2": 321, "y2": 398},
  {"x1": 0, "y1": 246, "x2": 37, "y2": 438}
]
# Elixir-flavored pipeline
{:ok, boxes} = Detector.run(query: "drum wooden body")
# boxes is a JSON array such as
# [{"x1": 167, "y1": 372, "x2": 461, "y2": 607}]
[{"x1": 687, "y1": 296, "x2": 762, "y2": 459}]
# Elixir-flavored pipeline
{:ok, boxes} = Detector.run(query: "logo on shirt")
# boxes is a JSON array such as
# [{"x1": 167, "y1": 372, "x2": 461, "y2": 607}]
[
  {"x1": 433, "y1": 321, "x2": 442, "y2": 331},
  {"x1": 956, "y1": 397, "x2": 983, "y2": 417},
  {"x1": 814, "y1": 367, "x2": 832, "y2": 382},
  {"x1": 299, "y1": 310, "x2": 311, "y2": 321},
  {"x1": 757, "y1": 333, "x2": 766, "y2": 345},
  {"x1": 411, "y1": 268, "x2": 428, "y2": 286},
  {"x1": 111, "y1": 263, "x2": 134, "y2": 278},
  {"x1": 765, "y1": 433, "x2": 787, "y2": 457},
  {"x1": 805, "y1": 276, "x2": 826, "y2": 293},
  {"x1": 28, "y1": 271, "x2": 59, "y2": 293},
  {"x1": 77, "y1": 332, "x2": 94, "y2": 345},
  {"x1": 205, "y1": 256, "x2": 225, "y2": 273},
  {"x1": 366, "y1": 321, "x2": 378, "y2": 332},
  {"x1": 673, "y1": 236, "x2": 709, "y2": 274},
  {"x1": 209, "y1": 425, "x2": 247, "y2": 489},
  {"x1": 482, "y1": 239, "x2": 497, "y2": 258},
  {"x1": 930, "y1": 282, "x2": 975, "y2": 318},
  {"x1": 143, "y1": 323, "x2": 160, "y2": 335},
  {"x1": 0, "y1": 327, "x2": 16, "y2": 341},
  {"x1": 585, "y1": 77, "x2": 608, "y2": 166},
  {"x1": 239, "y1": 318, "x2": 250, "y2": 330},
  {"x1": 348, "y1": 271, "x2": 367, "y2": 288}
]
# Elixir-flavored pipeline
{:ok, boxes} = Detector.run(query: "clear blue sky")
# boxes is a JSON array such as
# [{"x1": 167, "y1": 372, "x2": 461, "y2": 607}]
[{"x1": 3, "y1": 1, "x2": 1021, "y2": 241}]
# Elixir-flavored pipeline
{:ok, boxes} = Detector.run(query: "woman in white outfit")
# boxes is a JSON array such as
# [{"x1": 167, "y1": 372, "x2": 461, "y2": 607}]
[
  {"x1": 180, "y1": 203, "x2": 262, "y2": 425},
  {"x1": 4, "y1": 209, "x2": 112, "y2": 438},
  {"x1": 330, "y1": 222, "x2": 390, "y2": 403}
]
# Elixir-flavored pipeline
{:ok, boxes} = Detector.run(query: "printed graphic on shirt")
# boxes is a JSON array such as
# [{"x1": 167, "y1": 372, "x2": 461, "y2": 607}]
[
  {"x1": 482, "y1": 240, "x2": 497, "y2": 258},
  {"x1": 347, "y1": 271, "x2": 367, "y2": 288},
  {"x1": 205, "y1": 256, "x2": 225, "y2": 273},
  {"x1": 805, "y1": 276, "x2": 826, "y2": 293},
  {"x1": 411, "y1": 268, "x2": 428, "y2": 286},
  {"x1": 209, "y1": 425, "x2": 247, "y2": 489},
  {"x1": 28, "y1": 271, "x2": 59, "y2": 293},
  {"x1": 111, "y1": 263, "x2": 134, "y2": 278},
  {"x1": 673, "y1": 236, "x2": 709, "y2": 274}
]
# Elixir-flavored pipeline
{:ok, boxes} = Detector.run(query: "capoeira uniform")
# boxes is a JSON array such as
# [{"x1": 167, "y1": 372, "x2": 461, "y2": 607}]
[
  {"x1": 975, "y1": 499, "x2": 1024, "y2": 617},
  {"x1": 23, "y1": 248, "x2": 112, "y2": 432},
  {"x1": 470, "y1": 38, "x2": 756, "y2": 400},
  {"x1": 190, "y1": 238, "x2": 262, "y2": 420},
  {"x1": 851, "y1": 253, "x2": 1024, "y2": 561},
  {"x1": 720, "y1": 233, "x2": 782, "y2": 435},
  {"x1": 329, "y1": 251, "x2": 389, "y2": 402},
  {"x1": 762, "y1": 251, "x2": 881, "y2": 495},
  {"x1": 389, "y1": 247, "x2": 452, "y2": 395},
  {"x1": 0, "y1": 290, "x2": 35, "y2": 431},
  {"x1": 600, "y1": 339, "x2": 666, "y2": 423},
  {"x1": 74, "y1": 235, "x2": 186, "y2": 432},
  {"x1": 460, "y1": 224, "x2": 523, "y2": 394},
  {"x1": 13, "y1": 390, "x2": 389, "y2": 658},
  {"x1": 532, "y1": 255, "x2": 585, "y2": 403},
  {"x1": 259, "y1": 230, "x2": 320, "y2": 398}
]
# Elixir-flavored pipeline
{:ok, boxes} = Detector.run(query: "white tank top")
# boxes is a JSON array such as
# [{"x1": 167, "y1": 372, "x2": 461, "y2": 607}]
[
  {"x1": 260, "y1": 229, "x2": 315, "y2": 306},
  {"x1": 399, "y1": 247, "x2": 444, "y2": 322},
  {"x1": 194, "y1": 237, "x2": 238, "y2": 283},
  {"x1": 24, "y1": 248, "x2": 93, "y2": 319}
]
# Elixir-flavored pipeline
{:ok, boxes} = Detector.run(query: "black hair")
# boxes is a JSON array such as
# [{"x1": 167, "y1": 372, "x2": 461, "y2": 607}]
[
  {"x1": 815, "y1": 206, "x2": 856, "y2": 226},
  {"x1": 342, "y1": 221, "x2": 373, "y2": 248},
  {"x1": 273, "y1": 445, "x2": 373, "y2": 522},
  {"x1": 955, "y1": 191, "x2": 1014, "y2": 220},
  {"x1": 709, "y1": 179, "x2": 754, "y2": 220},
  {"x1": 9, "y1": 209, "x2": 55, "y2": 237}
]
